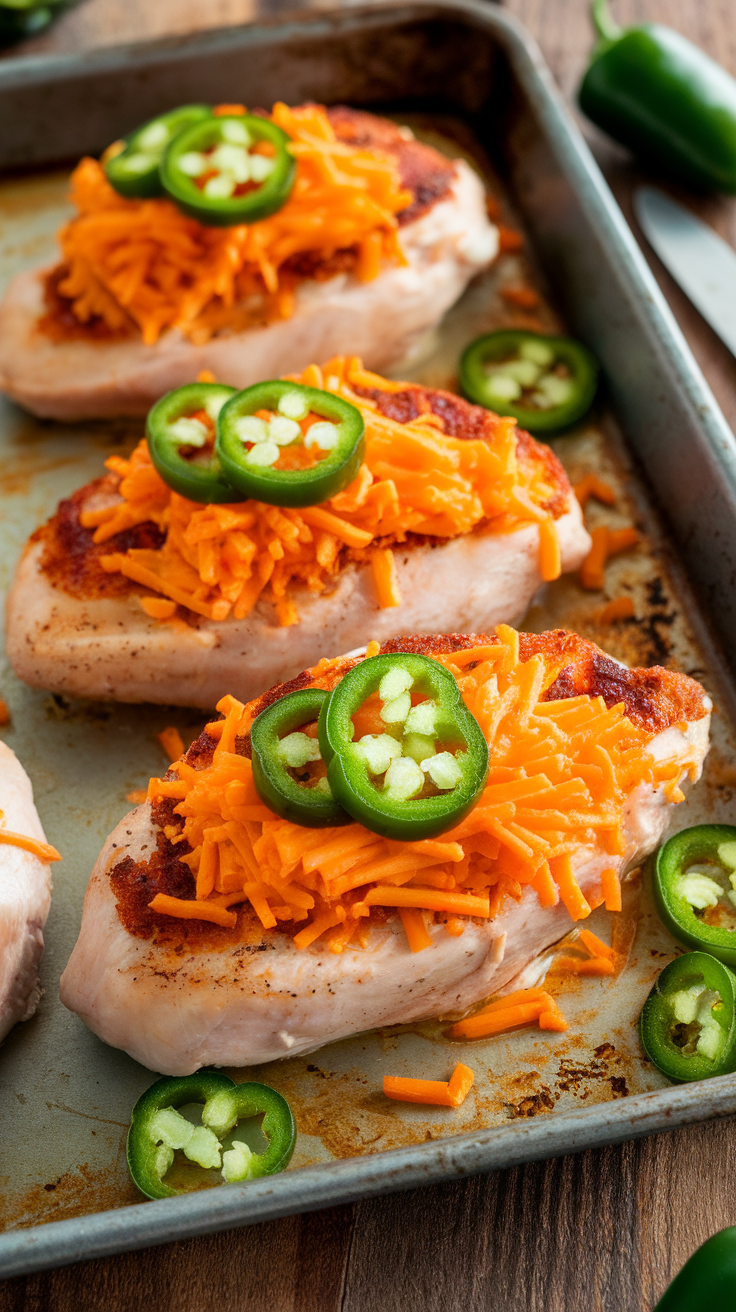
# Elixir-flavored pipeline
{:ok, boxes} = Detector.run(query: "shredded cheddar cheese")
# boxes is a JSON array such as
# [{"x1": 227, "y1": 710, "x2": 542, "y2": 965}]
[
  {"x1": 52, "y1": 104, "x2": 411, "y2": 346},
  {"x1": 83, "y1": 357, "x2": 564, "y2": 625},
  {"x1": 0, "y1": 827, "x2": 61, "y2": 862},
  {"x1": 580, "y1": 525, "x2": 640, "y2": 590},
  {"x1": 598, "y1": 596, "x2": 635, "y2": 624},
  {"x1": 145, "y1": 625, "x2": 697, "y2": 951},
  {"x1": 450, "y1": 987, "x2": 568, "y2": 1039},
  {"x1": 383, "y1": 1063, "x2": 474, "y2": 1106},
  {"x1": 573, "y1": 474, "x2": 615, "y2": 509},
  {"x1": 551, "y1": 925, "x2": 621, "y2": 978},
  {"x1": 157, "y1": 727, "x2": 185, "y2": 762}
]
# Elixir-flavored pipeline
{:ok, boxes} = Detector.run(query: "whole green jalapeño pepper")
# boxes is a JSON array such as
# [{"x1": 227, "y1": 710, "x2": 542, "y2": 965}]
[
  {"x1": 639, "y1": 951, "x2": 736, "y2": 1083},
  {"x1": 127, "y1": 1071, "x2": 296, "y2": 1200},
  {"x1": 217, "y1": 381, "x2": 365, "y2": 508},
  {"x1": 654, "y1": 1227, "x2": 736, "y2": 1310},
  {"x1": 318, "y1": 653, "x2": 489, "y2": 842},
  {"x1": 653, "y1": 825, "x2": 736, "y2": 967},
  {"x1": 160, "y1": 114, "x2": 296, "y2": 227},
  {"x1": 104, "y1": 105, "x2": 212, "y2": 199},
  {"x1": 459, "y1": 330, "x2": 598, "y2": 435},
  {"x1": 579, "y1": 0, "x2": 736, "y2": 193},
  {"x1": 250, "y1": 688, "x2": 349, "y2": 827},
  {"x1": 146, "y1": 382, "x2": 242, "y2": 504}
]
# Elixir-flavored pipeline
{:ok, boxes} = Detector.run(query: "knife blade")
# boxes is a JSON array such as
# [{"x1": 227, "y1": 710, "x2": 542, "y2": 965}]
[{"x1": 633, "y1": 185, "x2": 736, "y2": 359}]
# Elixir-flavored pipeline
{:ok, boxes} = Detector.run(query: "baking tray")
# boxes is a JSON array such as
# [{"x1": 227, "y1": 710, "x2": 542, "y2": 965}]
[{"x1": 2, "y1": 0, "x2": 736, "y2": 1278}]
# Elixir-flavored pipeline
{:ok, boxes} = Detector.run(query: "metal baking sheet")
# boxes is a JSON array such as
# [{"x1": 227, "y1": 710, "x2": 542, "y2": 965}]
[{"x1": 2, "y1": 0, "x2": 736, "y2": 1277}]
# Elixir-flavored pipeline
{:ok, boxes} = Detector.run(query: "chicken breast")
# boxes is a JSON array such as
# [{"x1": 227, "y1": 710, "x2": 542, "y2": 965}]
[
  {"x1": 7, "y1": 504, "x2": 589, "y2": 711},
  {"x1": 0, "y1": 743, "x2": 54, "y2": 1043},
  {"x1": 6, "y1": 382, "x2": 590, "y2": 708},
  {"x1": 0, "y1": 110, "x2": 497, "y2": 421},
  {"x1": 59, "y1": 631, "x2": 710, "y2": 1075}
]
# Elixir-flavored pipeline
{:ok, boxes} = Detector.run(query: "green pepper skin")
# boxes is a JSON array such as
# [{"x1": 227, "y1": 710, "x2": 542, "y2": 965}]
[
  {"x1": 579, "y1": 4, "x2": 736, "y2": 193},
  {"x1": 250, "y1": 688, "x2": 349, "y2": 828},
  {"x1": 318, "y1": 653, "x2": 489, "y2": 842},
  {"x1": 459, "y1": 330, "x2": 599, "y2": 435},
  {"x1": 639, "y1": 951, "x2": 736, "y2": 1083},
  {"x1": 217, "y1": 381, "x2": 365, "y2": 508},
  {"x1": 161, "y1": 115, "x2": 296, "y2": 227},
  {"x1": 128, "y1": 1071, "x2": 233, "y2": 1199},
  {"x1": 146, "y1": 382, "x2": 242, "y2": 504},
  {"x1": 654, "y1": 825, "x2": 736, "y2": 967},
  {"x1": 654, "y1": 1228, "x2": 736, "y2": 1310},
  {"x1": 127, "y1": 1071, "x2": 296, "y2": 1200},
  {"x1": 105, "y1": 106, "x2": 212, "y2": 200}
]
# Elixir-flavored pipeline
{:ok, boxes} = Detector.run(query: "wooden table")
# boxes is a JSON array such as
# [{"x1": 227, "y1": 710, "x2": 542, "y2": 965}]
[{"x1": 2, "y1": 2, "x2": 736, "y2": 1307}]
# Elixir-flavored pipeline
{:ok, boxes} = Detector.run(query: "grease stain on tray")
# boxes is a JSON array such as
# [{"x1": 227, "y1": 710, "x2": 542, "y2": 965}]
[{"x1": 0, "y1": 1158, "x2": 139, "y2": 1233}]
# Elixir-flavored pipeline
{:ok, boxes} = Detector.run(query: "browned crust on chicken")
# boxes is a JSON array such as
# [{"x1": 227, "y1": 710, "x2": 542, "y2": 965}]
[
  {"x1": 34, "y1": 385, "x2": 571, "y2": 606},
  {"x1": 40, "y1": 266, "x2": 131, "y2": 343},
  {"x1": 325, "y1": 106, "x2": 456, "y2": 225},
  {"x1": 33, "y1": 478, "x2": 167, "y2": 602},
  {"x1": 352, "y1": 382, "x2": 569, "y2": 517},
  {"x1": 535, "y1": 634, "x2": 708, "y2": 734},
  {"x1": 249, "y1": 630, "x2": 708, "y2": 734},
  {"x1": 108, "y1": 629, "x2": 707, "y2": 948}
]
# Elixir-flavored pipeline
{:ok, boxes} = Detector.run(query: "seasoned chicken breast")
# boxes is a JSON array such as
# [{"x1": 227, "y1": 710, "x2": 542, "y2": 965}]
[
  {"x1": 59, "y1": 630, "x2": 710, "y2": 1075},
  {"x1": 0, "y1": 110, "x2": 497, "y2": 421},
  {"x1": 6, "y1": 379, "x2": 590, "y2": 708},
  {"x1": 0, "y1": 743, "x2": 55, "y2": 1043}
]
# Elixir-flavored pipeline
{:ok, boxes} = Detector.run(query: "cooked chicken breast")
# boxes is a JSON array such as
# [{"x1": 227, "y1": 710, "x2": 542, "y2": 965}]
[
  {"x1": 0, "y1": 110, "x2": 497, "y2": 421},
  {"x1": 59, "y1": 631, "x2": 710, "y2": 1075},
  {"x1": 7, "y1": 503, "x2": 588, "y2": 710},
  {"x1": 0, "y1": 743, "x2": 54, "y2": 1043},
  {"x1": 6, "y1": 381, "x2": 590, "y2": 708}
]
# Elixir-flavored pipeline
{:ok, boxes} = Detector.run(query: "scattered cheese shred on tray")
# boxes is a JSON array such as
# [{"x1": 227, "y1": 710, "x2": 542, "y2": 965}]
[
  {"x1": 552, "y1": 925, "x2": 622, "y2": 978},
  {"x1": 52, "y1": 103, "x2": 412, "y2": 345},
  {"x1": 497, "y1": 225, "x2": 523, "y2": 252},
  {"x1": 157, "y1": 726, "x2": 185, "y2": 762},
  {"x1": 598, "y1": 596, "x2": 635, "y2": 624},
  {"x1": 84, "y1": 356, "x2": 564, "y2": 625},
  {"x1": 554, "y1": 956, "x2": 615, "y2": 977},
  {"x1": 500, "y1": 286, "x2": 539, "y2": 309},
  {"x1": 383, "y1": 1063, "x2": 474, "y2": 1107},
  {"x1": 580, "y1": 525, "x2": 640, "y2": 590},
  {"x1": 450, "y1": 987, "x2": 567, "y2": 1039},
  {"x1": 573, "y1": 474, "x2": 615, "y2": 509},
  {"x1": 143, "y1": 625, "x2": 695, "y2": 952}
]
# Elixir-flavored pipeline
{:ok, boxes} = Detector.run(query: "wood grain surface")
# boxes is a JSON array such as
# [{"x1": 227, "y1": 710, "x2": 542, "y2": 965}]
[{"x1": 2, "y1": 2, "x2": 736, "y2": 1308}]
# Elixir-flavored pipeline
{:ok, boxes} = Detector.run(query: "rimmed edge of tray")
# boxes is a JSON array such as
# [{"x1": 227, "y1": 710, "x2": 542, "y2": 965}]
[{"x1": 0, "y1": 1073, "x2": 734, "y2": 1277}]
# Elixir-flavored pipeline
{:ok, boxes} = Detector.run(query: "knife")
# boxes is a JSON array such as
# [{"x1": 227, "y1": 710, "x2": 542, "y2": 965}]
[{"x1": 633, "y1": 185, "x2": 736, "y2": 359}]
